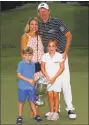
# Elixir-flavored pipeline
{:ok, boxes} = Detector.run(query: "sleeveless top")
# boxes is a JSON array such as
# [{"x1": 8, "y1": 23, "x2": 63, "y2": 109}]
[
  {"x1": 26, "y1": 33, "x2": 44, "y2": 63},
  {"x1": 26, "y1": 33, "x2": 44, "y2": 79}
]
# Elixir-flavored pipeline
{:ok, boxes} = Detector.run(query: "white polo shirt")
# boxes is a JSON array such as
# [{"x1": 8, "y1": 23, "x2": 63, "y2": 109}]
[
  {"x1": 41, "y1": 52, "x2": 70, "y2": 92},
  {"x1": 41, "y1": 52, "x2": 64, "y2": 92},
  {"x1": 41, "y1": 52, "x2": 64, "y2": 77}
]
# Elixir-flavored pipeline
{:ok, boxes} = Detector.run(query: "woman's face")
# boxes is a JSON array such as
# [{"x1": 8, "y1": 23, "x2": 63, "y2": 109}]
[{"x1": 29, "y1": 20, "x2": 38, "y2": 33}]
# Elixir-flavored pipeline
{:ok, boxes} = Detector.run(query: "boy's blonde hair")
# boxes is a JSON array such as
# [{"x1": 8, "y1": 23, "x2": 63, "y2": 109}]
[
  {"x1": 22, "y1": 47, "x2": 33, "y2": 55},
  {"x1": 24, "y1": 17, "x2": 38, "y2": 33}
]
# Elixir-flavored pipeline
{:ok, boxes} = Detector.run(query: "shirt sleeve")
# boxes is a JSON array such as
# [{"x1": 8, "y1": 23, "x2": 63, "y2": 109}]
[
  {"x1": 54, "y1": 18, "x2": 70, "y2": 35},
  {"x1": 41, "y1": 54, "x2": 46, "y2": 62},
  {"x1": 59, "y1": 54, "x2": 64, "y2": 62},
  {"x1": 17, "y1": 62, "x2": 22, "y2": 73}
]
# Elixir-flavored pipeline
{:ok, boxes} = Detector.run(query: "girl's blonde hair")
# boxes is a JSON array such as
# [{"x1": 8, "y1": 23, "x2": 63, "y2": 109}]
[
  {"x1": 47, "y1": 39, "x2": 58, "y2": 51},
  {"x1": 47, "y1": 40, "x2": 58, "y2": 47},
  {"x1": 24, "y1": 17, "x2": 38, "y2": 33}
]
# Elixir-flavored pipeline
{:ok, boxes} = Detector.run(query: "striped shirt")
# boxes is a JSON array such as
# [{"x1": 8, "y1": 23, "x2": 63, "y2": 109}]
[{"x1": 38, "y1": 17, "x2": 69, "y2": 53}]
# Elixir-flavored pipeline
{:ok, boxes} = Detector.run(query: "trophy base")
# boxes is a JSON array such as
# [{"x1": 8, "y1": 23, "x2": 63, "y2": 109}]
[{"x1": 36, "y1": 95, "x2": 45, "y2": 106}]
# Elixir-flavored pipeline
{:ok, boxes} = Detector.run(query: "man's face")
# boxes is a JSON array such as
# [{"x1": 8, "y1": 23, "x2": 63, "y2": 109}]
[{"x1": 38, "y1": 8, "x2": 50, "y2": 22}]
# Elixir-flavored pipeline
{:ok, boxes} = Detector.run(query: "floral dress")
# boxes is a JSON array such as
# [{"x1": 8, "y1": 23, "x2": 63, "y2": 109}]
[{"x1": 26, "y1": 33, "x2": 44, "y2": 79}]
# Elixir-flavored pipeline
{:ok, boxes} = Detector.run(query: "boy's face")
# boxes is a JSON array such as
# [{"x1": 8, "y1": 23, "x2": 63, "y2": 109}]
[
  {"x1": 23, "y1": 53, "x2": 33, "y2": 63},
  {"x1": 47, "y1": 42, "x2": 57, "y2": 54}
]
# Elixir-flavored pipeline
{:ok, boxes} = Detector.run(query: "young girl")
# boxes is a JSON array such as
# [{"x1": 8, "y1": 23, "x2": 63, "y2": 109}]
[{"x1": 41, "y1": 40, "x2": 64, "y2": 120}]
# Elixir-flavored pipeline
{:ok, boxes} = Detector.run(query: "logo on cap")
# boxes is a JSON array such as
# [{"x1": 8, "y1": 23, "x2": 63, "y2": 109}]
[
  {"x1": 41, "y1": 3, "x2": 45, "y2": 6},
  {"x1": 38, "y1": 2, "x2": 49, "y2": 10}
]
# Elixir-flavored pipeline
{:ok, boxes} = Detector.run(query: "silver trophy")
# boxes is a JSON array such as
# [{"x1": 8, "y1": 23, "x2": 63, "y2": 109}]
[{"x1": 35, "y1": 77, "x2": 49, "y2": 105}]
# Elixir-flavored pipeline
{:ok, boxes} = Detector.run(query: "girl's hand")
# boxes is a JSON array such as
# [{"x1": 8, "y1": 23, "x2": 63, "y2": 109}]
[
  {"x1": 49, "y1": 77, "x2": 56, "y2": 84},
  {"x1": 46, "y1": 76, "x2": 50, "y2": 83}
]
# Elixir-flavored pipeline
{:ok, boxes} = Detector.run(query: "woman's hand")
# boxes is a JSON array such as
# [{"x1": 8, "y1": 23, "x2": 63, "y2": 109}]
[{"x1": 62, "y1": 52, "x2": 67, "y2": 60}]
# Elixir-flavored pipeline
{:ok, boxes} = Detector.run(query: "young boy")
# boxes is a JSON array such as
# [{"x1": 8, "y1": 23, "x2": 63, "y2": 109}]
[
  {"x1": 41, "y1": 40, "x2": 64, "y2": 121},
  {"x1": 16, "y1": 47, "x2": 42, "y2": 124}
]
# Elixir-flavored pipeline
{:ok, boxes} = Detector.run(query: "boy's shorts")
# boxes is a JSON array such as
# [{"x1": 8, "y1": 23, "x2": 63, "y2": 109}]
[{"x1": 18, "y1": 88, "x2": 36, "y2": 103}]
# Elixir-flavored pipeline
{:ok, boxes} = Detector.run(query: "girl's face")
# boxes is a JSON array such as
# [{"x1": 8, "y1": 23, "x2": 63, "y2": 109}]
[
  {"x1": 47, "y1": 42, "x2": 57, "y2": 54},
  {"x1": 29, "y1": 20, "x2": 38, "y2": 33},
  {"x1": 23, "y1": 53, "x2": 33, "y2": 63}
]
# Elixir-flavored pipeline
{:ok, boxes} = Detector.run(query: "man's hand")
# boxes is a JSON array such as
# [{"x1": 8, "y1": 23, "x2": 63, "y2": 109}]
[{"x1": 62, "y1": 52, "x2": 67, "y2": 60}]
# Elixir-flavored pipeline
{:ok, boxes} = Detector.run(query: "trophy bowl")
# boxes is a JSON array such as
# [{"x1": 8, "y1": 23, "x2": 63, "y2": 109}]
[{"x1": 35, "y1": 77, "x2": 49, "y2": 95}]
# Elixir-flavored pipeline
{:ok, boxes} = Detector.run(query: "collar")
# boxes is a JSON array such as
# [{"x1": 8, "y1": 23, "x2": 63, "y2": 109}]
[
  {"x1": 42, "y1": 18, "x2": 51, "y2": 24},
  {"x1": 47, "y1": 52, "x2": 57, "y2": 57},
  {"x1": 22, "y1": 59, "x2": 31, "y2": 64}
]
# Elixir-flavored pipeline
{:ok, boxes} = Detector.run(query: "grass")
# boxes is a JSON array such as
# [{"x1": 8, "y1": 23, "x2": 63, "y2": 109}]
[{"x1": 1, "y1": 2, "x2": 88, "y2": 125}]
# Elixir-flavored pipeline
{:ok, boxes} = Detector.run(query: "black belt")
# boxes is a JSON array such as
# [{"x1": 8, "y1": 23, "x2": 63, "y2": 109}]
[{"x1": 59, "y1": 51, "x2": 64, "y2": 54}]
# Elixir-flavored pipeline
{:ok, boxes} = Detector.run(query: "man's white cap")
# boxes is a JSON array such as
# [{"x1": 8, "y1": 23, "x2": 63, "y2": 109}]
[{"x1": 38, "y1": 2, "x2": 49, "y2": 10}]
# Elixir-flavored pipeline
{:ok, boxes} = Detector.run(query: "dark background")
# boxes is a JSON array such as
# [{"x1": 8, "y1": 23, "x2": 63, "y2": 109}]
[
  {"x1": 1, "y1": 1, "x2": 89, "y2": 11},
  {"x1": 1, "y1": 1, "x2": 39, "y2": 11}
]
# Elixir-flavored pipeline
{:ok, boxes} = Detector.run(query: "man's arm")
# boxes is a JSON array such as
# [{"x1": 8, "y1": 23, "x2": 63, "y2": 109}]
[
  {"x1": 63, "y1": 31, "x2": 72, "y2": 60},
  {"x1": 56, "y1": 18, "x2": 72, "y2": 59}
]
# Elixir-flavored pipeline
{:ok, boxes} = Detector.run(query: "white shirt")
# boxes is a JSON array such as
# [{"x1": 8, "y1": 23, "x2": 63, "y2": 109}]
[{"x1": 41, "y1": 52, "x2": 64, "y2": 77}]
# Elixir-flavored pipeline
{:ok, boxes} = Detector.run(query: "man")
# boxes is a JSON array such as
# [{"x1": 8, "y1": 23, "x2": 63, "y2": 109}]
[{"x1": 37, "y1": 2, "x2": 77, "y2": 120}]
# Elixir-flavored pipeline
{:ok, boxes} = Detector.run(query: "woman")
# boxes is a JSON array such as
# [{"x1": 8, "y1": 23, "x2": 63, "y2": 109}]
[
  {"x1": 21, "y1": 17, "x2": 44, "y2": 116},
  {"x1": 21, "y1": 17, "x2": 44, "y2": 78}
]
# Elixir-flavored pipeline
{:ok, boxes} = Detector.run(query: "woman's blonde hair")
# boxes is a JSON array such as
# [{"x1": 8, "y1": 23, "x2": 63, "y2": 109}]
[{"x1": 24, "y1": 17, "x2": 38, "y2": 33}]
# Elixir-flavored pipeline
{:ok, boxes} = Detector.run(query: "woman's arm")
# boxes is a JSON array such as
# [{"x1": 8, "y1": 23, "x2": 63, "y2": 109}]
[
  {"x1": 21, "y1": 34, "x2": 28, "y2": 58},
  {"x1": 37, "y1": 35, "x2": 44, "y2": 63}
]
